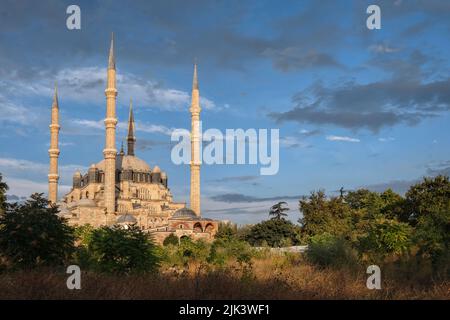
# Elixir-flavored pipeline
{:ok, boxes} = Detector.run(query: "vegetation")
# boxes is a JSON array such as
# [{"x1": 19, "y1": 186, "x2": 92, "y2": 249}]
[
  {"x1": 86, "y1": 225, "x2": 160, "y2": 274},
  {"x1": 269, "y1": 201, "x2": 289, "y2": 220},
  {"x1": 0, "y1": 173, "x2": 448, "y2": 299},
  {"x1": 0, "y1": 193, "x2": 75, "y2": 268},
  {"x1": 0, "y1": 173, "x2": 8, "y2": 215}
]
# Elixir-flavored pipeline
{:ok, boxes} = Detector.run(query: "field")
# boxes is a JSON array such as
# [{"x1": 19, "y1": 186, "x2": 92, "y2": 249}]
[{"x1": 0, "y1": 251, "x2": 448, "y2": 300}]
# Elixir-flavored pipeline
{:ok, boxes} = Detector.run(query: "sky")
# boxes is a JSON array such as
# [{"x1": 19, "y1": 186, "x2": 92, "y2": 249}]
[{"x1": 0, "y1": 0, "x2": 449, "y2": 224}]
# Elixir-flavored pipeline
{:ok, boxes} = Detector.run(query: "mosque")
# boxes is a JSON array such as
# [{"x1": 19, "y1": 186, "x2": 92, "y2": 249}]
[{"x1": 48, "y1": 35, "x2": 217, "y2": 244}]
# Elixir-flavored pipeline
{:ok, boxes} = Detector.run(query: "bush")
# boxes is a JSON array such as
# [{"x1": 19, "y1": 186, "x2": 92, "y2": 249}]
[
  {"x1": 208, "y1": 239, "x2": 254, "y2": 267},
  {"x1": 306, "y1": 233, "x2": 356, "y2": 268},
  {"x1": 0, "y1": 193, "x2": 75, "y2": 268},
  {"x1": 88, "y1": 225, "x2": 159, "y2": 274},
  {"x1": 245, "y1": 219, "x2": 301, "y2": 247},
  {"x1": 163, "y1": 233, "x2": 179, "y2": 246}
]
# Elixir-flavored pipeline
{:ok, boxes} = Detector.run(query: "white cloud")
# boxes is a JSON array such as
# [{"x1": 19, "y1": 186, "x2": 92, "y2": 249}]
[
  {"x1": 369, "y1": 44, "x2": 400, "y2": 54},
  {"x1": 378, "y1": 137, "x2": 395, "y2": 142},
  {"x1": 326, "y1": 135, "x2": 360, "y2": 143},
  {"x1": 5, "y1": 177, "x2": 71, "y2": 199}
]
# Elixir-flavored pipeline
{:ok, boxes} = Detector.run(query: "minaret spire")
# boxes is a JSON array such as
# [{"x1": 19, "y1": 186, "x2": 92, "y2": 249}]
[
  {"x1": 108, "y1": 32, "x2": 115, "y2": 70},
  {"x1": 127, "y1": 98, "x2": 136, "y2": 156},
  {"x1": 48, "y1": 84, "x2": 60, "y2": 204},
  {"x1": 103, "y1": 33, "x2": 118, "y2": 220},
  {"x1": 189, "y1": 62, "x2": 201, "y2": 216}
]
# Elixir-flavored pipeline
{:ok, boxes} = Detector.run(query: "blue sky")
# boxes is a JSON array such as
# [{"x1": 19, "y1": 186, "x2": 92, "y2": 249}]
[{"x1": 0, "y1": 0, "x2": 449, "y2": 224}]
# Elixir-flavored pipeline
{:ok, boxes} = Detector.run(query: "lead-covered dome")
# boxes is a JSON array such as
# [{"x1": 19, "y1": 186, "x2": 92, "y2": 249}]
[
  {"x1": 96, "y1": 155, "x2": 151, "y2": 172},
  {"x1": 172, "y1": 208, "x2": 197, "y2": 219}
]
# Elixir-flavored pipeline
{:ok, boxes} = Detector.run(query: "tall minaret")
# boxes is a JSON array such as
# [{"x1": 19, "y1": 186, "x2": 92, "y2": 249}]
[
  {"x1": 127, "y1": 99, "x2": 136, "y2": 156},
  {"x1": 48, "y1": 85, "x2": 60, "y2": 204},
  {"x1": 103, "y1": 33, "x2": 118, "y2": 218},
  {"x1": 190, "y1": 63, "x2": 201, "y2": 216}
]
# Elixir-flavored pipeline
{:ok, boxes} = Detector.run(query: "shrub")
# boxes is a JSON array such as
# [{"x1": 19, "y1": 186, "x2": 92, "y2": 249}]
[
  {"x1": 0, "y1": 193, "x2": 75, "y2": 268},
  {"x1": 357, "y1": 216, "x2": 412, "y2": 262},
  {"x1": 163, "y1": 233, "x2": 179, "y2": 246},
  {"x1": 88, "y1": 225, "x2": 159, "y2": 274},
  {"x1": 245, "y1": 219, "x2": 301, "y2": 247},
  {"x1": 306, "y1": 233, "x2": 356, "y2": 268},
  {"x1": 208, "y1": 239, "x2": 254, "y2": 267}
]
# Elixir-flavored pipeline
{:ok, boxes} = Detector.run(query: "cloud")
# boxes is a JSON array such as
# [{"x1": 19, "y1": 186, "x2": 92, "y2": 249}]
[
  {"x1": 263, "y1": 48, "x2": 342, "y2": 72},
  {"x1": 378, "y1": 137, "x2": 395, "y2": 142},
  {"x1": 326, "y1": 135, "x2": 360, "y2": 143},
  {"x1": 280, "y1": 136, "x2": 311, "y2": 149},
  {"x1": 208, "y1": 175, "x2": 260, "y2": 183},
  {"x1": 210, "y1": 193, "x2": 302, "y2": 203},
  {"x1": 269, "y1": 49, "x2": 450, "y2": 132},
  {"x1": 369, "y1": 43, "x2": 400, "y2": 54}
]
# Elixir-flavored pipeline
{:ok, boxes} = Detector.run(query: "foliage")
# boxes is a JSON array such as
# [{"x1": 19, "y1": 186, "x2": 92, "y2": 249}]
[
  {"x1": 269, "y1": 201, "x2": 289, "y2": 220},
  {"x1": 215, "y1": 222, "x2": 238, "y2": 241},
  {"x1": 0, "y1": 173, "x2": 8, "y2": 215},
  {"x1": 88, "y1": 225, "x2": 159, "y2": 274},
  {"x1": 244, "y1": 219, "x2": 301, "y2": 247},
  {"x1": 163, "y1": 233, "x2": 179, "y2": 246},
  {"x1": 0, "y1": 193, "x2": 75, "y2": 268},
  {"x1": 357, "y1": 216, "x2": 412, "y2": 262},
  {"x1": 306, "y1": 233, "x2": 357, "y2": 268},
  {"x1": 299, "y1": 190, "x2": 353, "y2": 239},
  {"x1": 208, "y1": 238, "x2": 254, "y2": 267},
  {"x1": 405, "y1": 176, "x2": 450, "y2": 276}
]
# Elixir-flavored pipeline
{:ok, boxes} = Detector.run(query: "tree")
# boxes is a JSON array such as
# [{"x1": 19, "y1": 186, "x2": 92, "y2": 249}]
[
  {"x1": 357, "y1": 216, "x2": 412, "y2": 262},
  {"x1": 0, "y1": 173, "x2": 8, "y2": 215},
  {"x1": 215, "y1": 222, "x2": 237, "y2": 241},
  {"x1": 88, "y1": 225, "x2": 160, "y2": 274},
  {"x1": 0, "y1": 193, "x2": 75, "y2": 268},
  {"x1": 299, "y1": 191, "x2": 353, "y2": 239},
  {"x1": 269, "y1": 201, "x2": 289, "y2": 220},
  {"x1": 163, "y1": 233, "x2": 179, "y2": 246},
  {"x1": 245, "y1": 219, "x2": 301, "y2": 247},
  {"x1": 402, "y1": 176, "x2": 450, "y2": 276}
]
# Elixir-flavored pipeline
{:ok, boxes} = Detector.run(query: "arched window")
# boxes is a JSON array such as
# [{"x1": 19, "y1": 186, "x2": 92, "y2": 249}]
[
  {"x1": 193, "y1": 223, "x2": 203, "y2": 233},
  {"x1": 205, "y1": 223, "x2": 214, "y2": 233}
]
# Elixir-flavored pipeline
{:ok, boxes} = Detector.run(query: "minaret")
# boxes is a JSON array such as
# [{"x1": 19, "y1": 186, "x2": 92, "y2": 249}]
[
  {"x1": 48, "y1": 85, "x2": 60, "y2": 204},
  {"x1": 127, "y1": 99, "x2": 136, "y2": 156},
  {"x1": 190, "y1": 63, "x2": 201, "y2": 216},
  {"x1": 103, "y1": 33, "x2": 118, "y2": 219}
]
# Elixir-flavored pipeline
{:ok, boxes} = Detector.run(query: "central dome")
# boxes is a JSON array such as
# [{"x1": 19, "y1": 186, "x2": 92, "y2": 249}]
[{"x1": 96, "y1": 155, "x2": 151, "y2": 172}]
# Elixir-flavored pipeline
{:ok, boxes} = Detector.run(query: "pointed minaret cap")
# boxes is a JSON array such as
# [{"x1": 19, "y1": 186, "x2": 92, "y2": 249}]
[
  {"x1": 192, "y1": 62, "x2": 198, "y2": 90},
  {"x1": 108, "y1": 32, "x2": 115, "y2": 70},
  {"x1": 127, "y1": 98, "x2": 135, "y2": 139},
  {"x1": 52, "y1": 83, "x2": 59, "y2": 109}
]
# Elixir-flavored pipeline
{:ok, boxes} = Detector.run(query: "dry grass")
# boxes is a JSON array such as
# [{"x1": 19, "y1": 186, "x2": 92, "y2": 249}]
[{"x1": 0, "y1": 254, "x2": 448, "y2": 300}]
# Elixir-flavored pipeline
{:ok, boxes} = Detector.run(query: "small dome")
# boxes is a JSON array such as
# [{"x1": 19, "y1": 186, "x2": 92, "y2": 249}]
[
  {"x1": 172, "y1": 208, "x2": 197, "y2": 219},
  {"x1": 153, "y1": 166, "x2": 161, "y2": 173},
  {"x1": 76, "y1": 198, "x2": 96, "y2": 207},
  {"x1": 73, "y1": 171, "x2": 82, "y2": 177},
  {"x1": 117, "y1": 214, "x2": 137, "y2": 224},
  {"x1": 161, "y1": 171, "x2": 167, "y2": 178}
]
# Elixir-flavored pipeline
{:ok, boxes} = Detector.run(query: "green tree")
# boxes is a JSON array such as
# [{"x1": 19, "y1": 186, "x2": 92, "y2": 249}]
[
  {"x1": 163, "y1": 233, "x2": 179, "y2": 246},
  {"x1": 215, "y1": 222, "x2": 237, "y2": 241},
  {"x1": 0, "y1": 173, "x2": 8, "y2": 215},
  {"x1": 88, "y1": 225, "x2": 159, "y2": 274},
  {"x1": 0, "y1": 193, "x2": 75, "y2": 268},
  {"x1": 403, "y1": 176, "x2": 450, "y2": 276},
  {"x1": 299, "y1": 191, "x2": 353, "y2": 239},
  {"x1": 357, "y1": 216, "x2": 412, "y2": 262},
  {"x1": 245, "y1": 219, "x2": 301, "y2": 247},
  {"x1": 269, "y1": 201, "x2": 289, "y2": 220}
]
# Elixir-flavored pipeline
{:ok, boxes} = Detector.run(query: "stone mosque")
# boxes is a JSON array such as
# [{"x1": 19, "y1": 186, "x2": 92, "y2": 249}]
[{"x1": 48, "y1": 35, "x2": 217, "y2": 244}]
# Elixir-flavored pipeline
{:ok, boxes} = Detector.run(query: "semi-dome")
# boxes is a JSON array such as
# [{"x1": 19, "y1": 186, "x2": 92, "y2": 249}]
[
  {"x1": 172, "y1": 207, "x2": 197, "y2": 219},
  {"x1": 96, "y1": 155, "x2": 151, "y2": 172},
  {"x1": 76, "y1": 198, "x2": 97, "y2": 207},
  {"x1": 117, "y1": 214, "x2": 137, "y2": 224}
]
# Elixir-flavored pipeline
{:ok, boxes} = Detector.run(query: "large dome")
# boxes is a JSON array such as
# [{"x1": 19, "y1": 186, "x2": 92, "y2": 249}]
[{"x1": 96, "y1": 155, "x2": 151, "y2": 172}]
